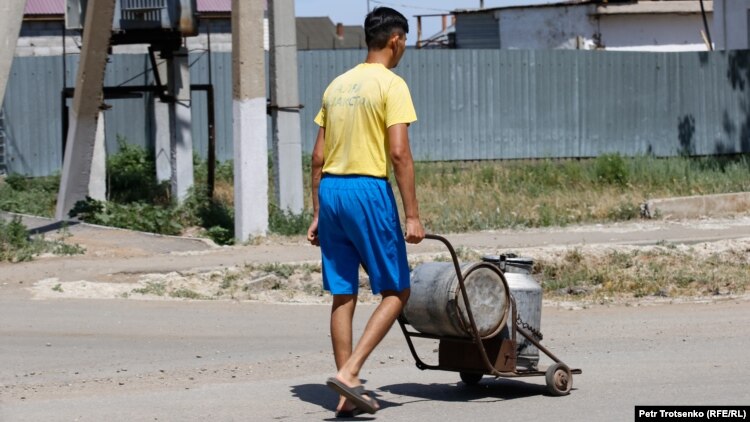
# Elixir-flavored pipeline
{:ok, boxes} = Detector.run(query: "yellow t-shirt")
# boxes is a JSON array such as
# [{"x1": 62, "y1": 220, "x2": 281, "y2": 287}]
[{"x1": 314, "y1": 63, "x2": 417, "y2": 178}]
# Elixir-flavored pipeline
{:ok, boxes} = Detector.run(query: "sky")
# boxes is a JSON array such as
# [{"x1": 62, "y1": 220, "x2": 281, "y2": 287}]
[{"x1": 294, "y1": 0, "x2": 558, "y2": 46}]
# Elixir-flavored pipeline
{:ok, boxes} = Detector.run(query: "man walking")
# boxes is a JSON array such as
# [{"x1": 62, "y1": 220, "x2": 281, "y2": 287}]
[{"x1": 306, "y1": 7, "x2": 424, "y2": 417}]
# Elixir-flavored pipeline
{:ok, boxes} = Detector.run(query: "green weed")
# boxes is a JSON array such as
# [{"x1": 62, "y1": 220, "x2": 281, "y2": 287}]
[
  {"x1": 169, "y1": 288, "x2": 207, "y2": 300},
  {"x1": 132, "y1": 282, "x2": 167, "y2": 296},
  {"x1": 0, "y1": 216, "x2": 84, "y2": 262},
  {"x1": 107, "y1": 137, "x2": 169, "y2": 204},
  {"x1": 538, "y1": 247, "x2": 749, "y2": 298},
  {"x1": 3, "y1": 154, "x2": 750, "y2": 239}
]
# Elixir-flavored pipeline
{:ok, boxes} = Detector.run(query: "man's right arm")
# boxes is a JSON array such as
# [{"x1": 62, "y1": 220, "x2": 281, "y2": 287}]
[{"x1": 307, "y1": 127, "x2": 325, "y2": 246}]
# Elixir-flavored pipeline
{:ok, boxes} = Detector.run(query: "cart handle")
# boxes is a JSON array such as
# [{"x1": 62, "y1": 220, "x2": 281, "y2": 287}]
[{"x1": 424, "y1": 234, "x2": 463, "y2": 284}]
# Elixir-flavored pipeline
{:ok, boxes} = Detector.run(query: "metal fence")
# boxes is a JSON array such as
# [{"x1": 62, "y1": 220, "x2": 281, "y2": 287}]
[
  {"x1": 2, "y1": 48, "x2": 749, "y2": 177},
  {"x1": 0, "y1": 108, "x2": 6, "y2": 175}
]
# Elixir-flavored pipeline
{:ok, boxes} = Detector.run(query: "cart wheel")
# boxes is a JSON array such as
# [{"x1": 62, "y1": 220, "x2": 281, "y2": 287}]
[
  {"x1": 545, "y1": 363, "x2": 572, "y2": 396},
  {"x1": 460, "y1": 372, "x2": 483, "y2": 386}
]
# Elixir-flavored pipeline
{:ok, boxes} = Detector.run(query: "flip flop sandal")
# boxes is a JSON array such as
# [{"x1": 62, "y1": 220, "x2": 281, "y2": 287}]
[
  {"x1": 326, "y1": 377, "x2": 378, "y2": 414},
  {"x1": 334, "y1": 407, "x2": 363, "y2": 418}
]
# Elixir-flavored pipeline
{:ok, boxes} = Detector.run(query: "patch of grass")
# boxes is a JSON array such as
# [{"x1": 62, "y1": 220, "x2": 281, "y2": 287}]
[
  {"x1": 255, "y1": 263, "x2": 296, "y2": 279},
  {"x1": 70, "y1": 198, "x2": 184, "y2": 235},
  {"x1": 183, "y1": 186, "x2": 235, "y2": 245},
  {"x1": 594, "y1": 153, "x2": 629, "y2": 186},
  {"x1": 107, "y1": 136, "x2": 170, "y2": 204},
  {"x1": 269, "y1": 205, "x2": 314, "y2": 236},
  {"x1": 241, "y1": 262, "x2": 321, "y2": 284},
  {"x1": 536, "y1": 246, "x2": 749, "y2": 298},
  {"x1": 220, "y1": 272, "x2": 239, "y2": 290},
  {"x1": 410, "y1": 155, "x2": 750, "y2": 233},
  {"x1": 52, "y1": 283, "x2": 63, "y2": 293},
  {"x1": 169, "y1": 288, "x2": 207, "y2": 300},
  {"x1": 0, "y1": 216, "x2": 84, "y2": 262},
  {"x1": 0, "y1": 174, "x2": 58, "y2": 217},
  {"x1": 51, "y1": 240, "x2": 86, "y2": 256},
  {"x1": 132, "y1": 282, "x2": 167, "y2": 296},
  {"x1": 303, "y1": 283, "x2": 324, "y2": 296},
  {"x1": 4, "y1": 154, "x2": 750, "y2": 238},
  {"x1": 301, "y1": 263, "x2": 322, "y2": 274}
]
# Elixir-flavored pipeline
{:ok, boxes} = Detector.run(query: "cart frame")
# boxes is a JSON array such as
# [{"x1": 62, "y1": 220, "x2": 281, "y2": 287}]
[{"x1": 397, "y1": 234, "x2": 582, "y2": 395}]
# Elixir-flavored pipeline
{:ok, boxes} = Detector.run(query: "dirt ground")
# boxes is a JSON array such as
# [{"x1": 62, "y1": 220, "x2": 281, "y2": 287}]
[{"x1": 4, "y1": 212, "x2": 749, "y2": 307}]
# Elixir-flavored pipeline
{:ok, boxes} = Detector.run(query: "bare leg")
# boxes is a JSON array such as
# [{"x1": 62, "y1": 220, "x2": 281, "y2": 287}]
[
  {"x1": 331, "y1": 294, "x2": 357, "y2": 412},
  {"x1": 335, "y1": 288, "x2": 410, "y2": 393}
]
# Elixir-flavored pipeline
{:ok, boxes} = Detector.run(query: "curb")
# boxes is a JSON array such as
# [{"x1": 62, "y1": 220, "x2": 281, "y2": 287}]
[{"x1": 643, "y1": 192, "x2": 750, "y2": 219}]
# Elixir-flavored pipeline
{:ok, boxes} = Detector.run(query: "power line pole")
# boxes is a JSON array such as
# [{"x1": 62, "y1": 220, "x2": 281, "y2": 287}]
[
  {"x1": 0, "y1": 0, "x2": 27, "y2": 108},
  {"x1": 232, "y1": 0, "x2": 269, "y2": 240},
  {"x1": 167, "y1": 46, "x2": 194, "y2": 202},
  {"x1": 55, "y1": 0, "x2": 116, "y2": 220},
  {"x1": 269, "y1": 0, "x2": 303, "y2": 215}
]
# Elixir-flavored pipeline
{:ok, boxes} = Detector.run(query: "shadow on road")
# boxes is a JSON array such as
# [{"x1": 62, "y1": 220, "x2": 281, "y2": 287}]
[
  {"x1": 291, "y1": 381, "x2": 401, "y2": 420},
  {"x1": 26, "y1": 220, "x2": 79, "y2": 235},
  {"x1": 292, "y1": 377, "x2": 550, "y2": 417},
  {"x1": 379, "y1": 378, "x2": 548, "y2": 403}
]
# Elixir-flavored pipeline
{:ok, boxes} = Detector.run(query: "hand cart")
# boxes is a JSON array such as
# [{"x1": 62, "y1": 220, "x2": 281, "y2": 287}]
[{"x1": 397, "y1": 234, "x2": 582, "y2": 396}]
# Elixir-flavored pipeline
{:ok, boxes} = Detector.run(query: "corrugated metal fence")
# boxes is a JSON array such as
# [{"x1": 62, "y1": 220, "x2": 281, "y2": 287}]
[
  {"x1": 0, "y1": 108, "x2": 6, "y2": 175},
  {"x1": 2, "y1": 49, "x2": 749, "y2": 176}
]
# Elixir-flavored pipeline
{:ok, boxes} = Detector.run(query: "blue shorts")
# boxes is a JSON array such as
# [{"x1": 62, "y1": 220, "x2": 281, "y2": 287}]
[{"x1": 318, "y1": 174, "x2": 410, "y2": 295}]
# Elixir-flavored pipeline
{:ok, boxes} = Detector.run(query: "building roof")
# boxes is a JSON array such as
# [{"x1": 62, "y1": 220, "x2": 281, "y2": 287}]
[
  {"x1": 196, "y1": 0, "x2": 232, "y2": 13},
  {"x1": 296, "y1": 17, "x2": 365, "y2": 50},
  {"x1": 451, "y1": 0, "x2": 712, "y2": 15},
  {"x1": 452, "y1": 0, "x2": 594, "y2": 14},
  {"x1": 24, "y1": 0, "x2": 234, "y2": 15},
  {"x1": 594, "y1": 1, "x2": 712, "y2": 15},
  {"x1": 24, "y1": 0, "x2": 63, "y2": 15}
]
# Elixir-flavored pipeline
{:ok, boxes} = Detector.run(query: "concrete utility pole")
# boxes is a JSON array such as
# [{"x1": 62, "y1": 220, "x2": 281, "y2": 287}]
[
  {"x1": 269, "y1": 0, "x2": 304, "y2": 215},
  {"x1": 0, "y1": 0, "x2": 27, "y2": 107},
  {"x1": 55, "y1": 0, "x2": 116, "y2": 220},
  {"x1": 232, "y1": 0, "x2": 268, "y2": 240},
  {"x1": 88, "y1": 111, "x2": 107, "y2": 201},
  {"x1": 154, "y1": 59, "x2": 171, "y2": 183},
  {"x1": 167, "y1": 46, "x2": 194, "y2": 202}
]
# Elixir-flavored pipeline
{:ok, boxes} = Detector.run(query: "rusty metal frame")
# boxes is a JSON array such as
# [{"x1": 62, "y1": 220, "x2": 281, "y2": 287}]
[{"x1": 398, "y1": 233, "x2": 582, "y2": 379}]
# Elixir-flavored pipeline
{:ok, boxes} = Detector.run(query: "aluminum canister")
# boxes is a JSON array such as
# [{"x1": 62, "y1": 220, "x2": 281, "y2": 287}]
[
  {"x1": 402, "y1": 262, "x2": 510, "y2": 339},
  {"x1": 483, "y1": 255, "x2": 542, "y2": 369}
]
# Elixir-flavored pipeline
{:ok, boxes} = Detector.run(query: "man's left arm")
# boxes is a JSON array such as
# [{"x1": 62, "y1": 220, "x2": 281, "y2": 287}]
[{"x1": 388, "y1": 123, "x2": 424, "y2": 244}]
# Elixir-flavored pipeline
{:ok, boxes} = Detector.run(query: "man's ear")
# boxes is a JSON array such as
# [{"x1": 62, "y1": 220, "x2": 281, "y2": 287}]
[{"x1": 388, "y1": 32, "x2": 401, "y2": 49}]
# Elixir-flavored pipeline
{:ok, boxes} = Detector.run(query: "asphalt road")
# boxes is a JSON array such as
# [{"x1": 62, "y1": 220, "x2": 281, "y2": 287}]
[
  {"x1": 1, "y1": 214, "x2": 749, "y2": 421},
  {"x1": 1, "y1": 295, "x2": 748, "y2": 421}
]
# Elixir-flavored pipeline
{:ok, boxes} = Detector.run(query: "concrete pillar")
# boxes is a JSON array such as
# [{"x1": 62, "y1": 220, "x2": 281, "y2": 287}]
[
  {"x1": 0, "y1": 0, "x2": 26, "y2": 106},
  {"x1": 154, "y1": 59, "x2": 171, "y2": 183},
  {"x1": 232, "y1": 0, "x2": 268, "y2": 240},
  {"x1": 88, "y1": 110, "x2": 107, "y2": 201},
  {"x1": 269, "y1": 0, "x2": 304, "y2": 215},
  {"x1": 168, "y1": 47, "x2": 194, "y2": 202},
  {"x1": 55, "y1": 0, "x2": 116, "y2": 220}
]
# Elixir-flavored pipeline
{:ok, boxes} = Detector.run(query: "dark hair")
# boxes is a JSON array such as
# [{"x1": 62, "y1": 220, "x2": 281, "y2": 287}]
[{"x1": 364, "y1": 7, "x2": 409, "y2": 50}]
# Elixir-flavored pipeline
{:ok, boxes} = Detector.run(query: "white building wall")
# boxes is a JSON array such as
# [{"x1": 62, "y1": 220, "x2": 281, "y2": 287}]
[
  {"x1": 458, "y1": 4, "x2": 715, "y2": 52},
  {"x1": 497, "y1": 6, "x2": 598, "y2": 50},
  {"x1": 599, "y1": 14, "x2": 711, "y2": 52},
  {"x1": 713, "y1": 0, "x2": 750, "y2": 50}
]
